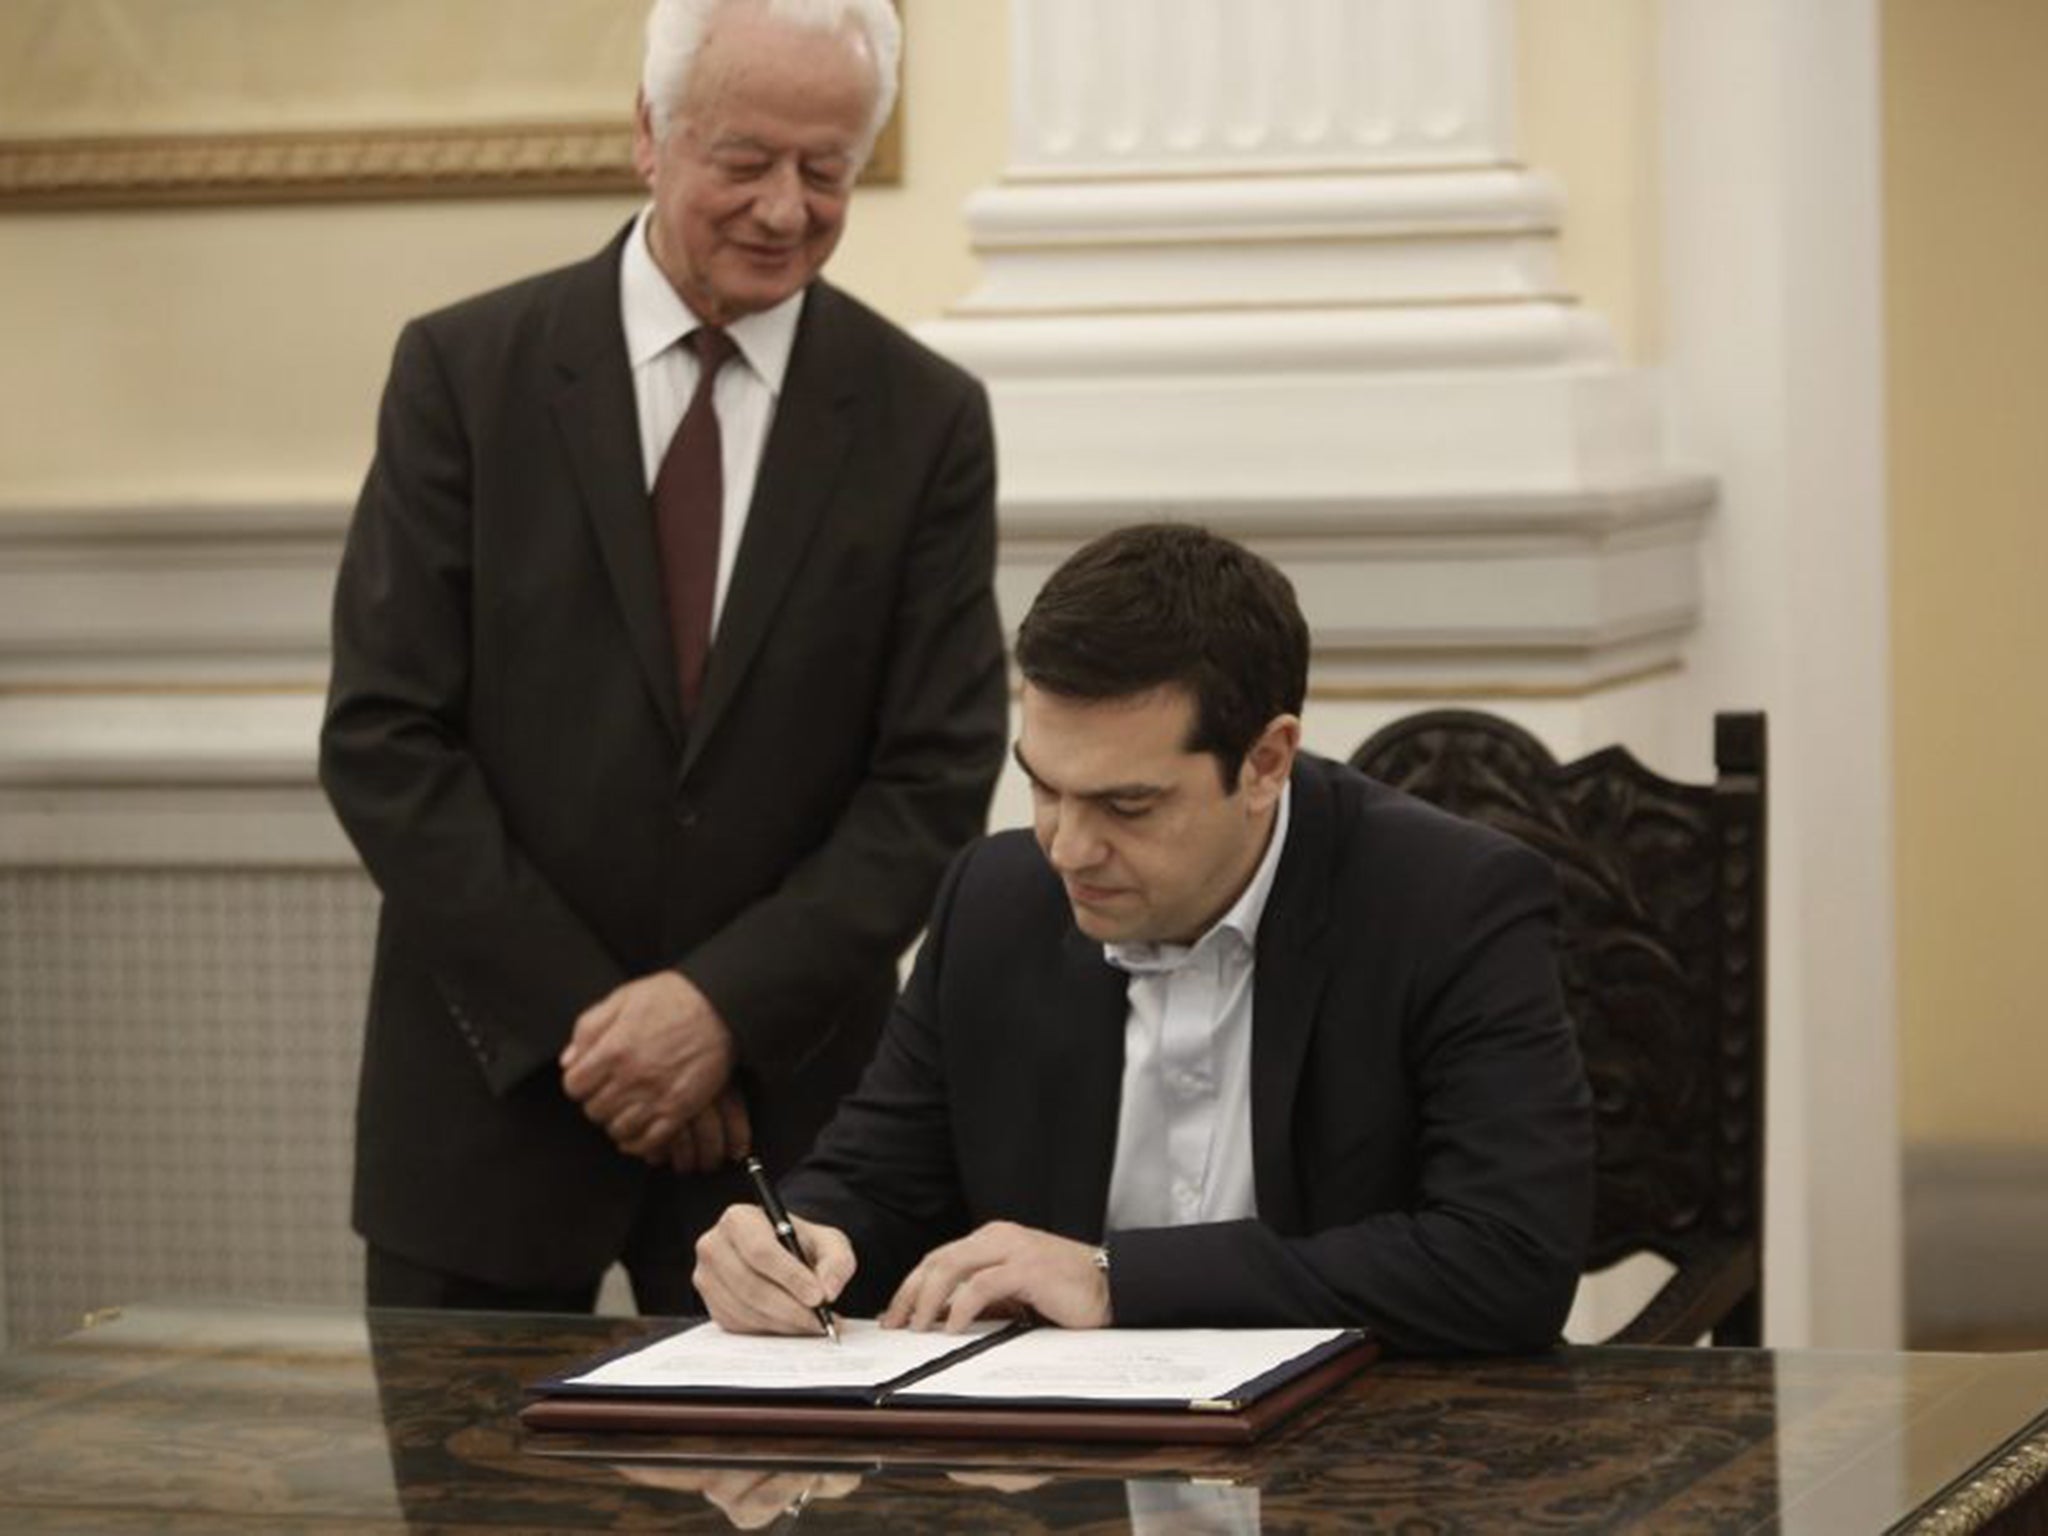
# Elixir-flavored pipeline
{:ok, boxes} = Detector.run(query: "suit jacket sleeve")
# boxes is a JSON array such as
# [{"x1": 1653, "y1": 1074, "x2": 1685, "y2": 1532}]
[
  {"x1": 321, "y1": 319, "x2": 625, "y2": 1093},
  {"x1": 1108, "y1": 838, "x2": 1593, "y2": 1354},
  {"x1": 672, "y1": 377, "x2": 1008, "y2": 1080}
]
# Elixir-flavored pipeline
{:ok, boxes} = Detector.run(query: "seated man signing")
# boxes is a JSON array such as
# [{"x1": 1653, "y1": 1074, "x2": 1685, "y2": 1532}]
[{"x1": 695, "y1": 524, "x2": 1594, "y2": 1355}]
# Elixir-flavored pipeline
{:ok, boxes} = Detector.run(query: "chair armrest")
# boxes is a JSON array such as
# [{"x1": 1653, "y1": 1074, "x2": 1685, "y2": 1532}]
[{"x1": 1602, "y1": 1240, "x2": 1760, "y2": 1346}]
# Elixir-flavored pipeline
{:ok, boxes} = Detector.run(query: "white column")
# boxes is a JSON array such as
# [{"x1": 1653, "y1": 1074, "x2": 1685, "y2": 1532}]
[
  {"x1": 1653, "y1": 0, "x2": 1898, "y2": 1349},
  {"x1": 922, "y1": 0, "x2": 1711, "y2": 699},
  {"x1": 1009, "y1": 0, "x2": 1515, "y2": 176}
]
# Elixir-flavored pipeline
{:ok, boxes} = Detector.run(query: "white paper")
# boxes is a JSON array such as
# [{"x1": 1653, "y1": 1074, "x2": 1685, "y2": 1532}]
[
  {"x1": 563, "y1": 1318, "x2": 1003, "y2": 1393},
  {"x1": 889, "y1": 1327, "x2": 1348, "y2": 1405}
]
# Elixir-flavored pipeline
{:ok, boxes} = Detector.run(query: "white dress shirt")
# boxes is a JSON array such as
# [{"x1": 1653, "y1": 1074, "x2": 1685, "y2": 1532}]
[
  {"x1": 1102, "y1": 785, "x2": 1292, "y2": 1233},
  {"x1": 618, "y1": 205, "x2": 805, "y2": 631}
]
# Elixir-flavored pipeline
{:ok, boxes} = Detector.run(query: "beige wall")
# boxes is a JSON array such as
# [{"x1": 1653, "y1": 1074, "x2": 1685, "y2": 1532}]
[
  {"x1": 0, "y1": 1, "x2": 643, "y2": 134},
  {"x1": 0, "y1": 0, "x2": 1664, "y2": 512},
  {"x1": 0, "y1": 0, "x2": 1009, "y2": 509},
  {"x1": 1886, "y1": 0, "x2": 2048, "y2": 1147},
  {"x1": 1513, "y1": 0, "x2": 2048, "y2": 1156},
  {"x1": 1518, "y1": 0, "x2": 1660, "y2": 363}
]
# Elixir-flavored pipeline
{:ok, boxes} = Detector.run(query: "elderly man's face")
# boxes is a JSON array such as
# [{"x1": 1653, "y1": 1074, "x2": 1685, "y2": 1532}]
[{"x1": 633, "y1": 6, "x2": 875, "y2": 324}]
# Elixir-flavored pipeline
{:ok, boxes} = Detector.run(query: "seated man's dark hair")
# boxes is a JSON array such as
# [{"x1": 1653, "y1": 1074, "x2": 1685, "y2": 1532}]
[{"x1": 1014, "y1": 523, "x2": 1309, "y2": 786}]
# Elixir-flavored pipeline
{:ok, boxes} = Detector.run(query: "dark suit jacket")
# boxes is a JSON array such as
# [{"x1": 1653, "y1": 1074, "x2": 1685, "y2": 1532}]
[
  {"x1": 320, "y1": 225, "x2": 1008, "y2": 1288},
  {"x1": 783, "y1": 752, "x2": 1595, "y2": 1355}
]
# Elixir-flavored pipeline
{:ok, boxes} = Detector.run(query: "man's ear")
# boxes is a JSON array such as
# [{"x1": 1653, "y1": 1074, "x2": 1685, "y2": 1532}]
[
  {"x1": 631, "y1": 90, "x2": 660, "y2": 183},
  {"x1": 1240, "y1": 714, "x2": 1302, "y2": 809}
]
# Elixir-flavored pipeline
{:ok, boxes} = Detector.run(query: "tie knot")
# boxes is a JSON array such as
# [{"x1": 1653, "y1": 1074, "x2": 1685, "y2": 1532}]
[{"x1": 689, "y1": 326, "x2": 739, "y2": 373}]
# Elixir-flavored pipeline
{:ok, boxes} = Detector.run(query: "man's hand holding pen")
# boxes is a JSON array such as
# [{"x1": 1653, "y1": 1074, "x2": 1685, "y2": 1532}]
[
  {"x1": 695, "y1": 1196, "x2": 857, "y2": 1339},
  {"x1": 742, "y1": 1157, "x2": 842, "y2": 1342},
  {"x1": 697, "y1": 1200, "x2": 1115, "y2": 1336}
]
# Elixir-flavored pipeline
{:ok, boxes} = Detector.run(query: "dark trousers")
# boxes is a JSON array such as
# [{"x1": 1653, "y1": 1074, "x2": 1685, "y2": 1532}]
[{"x1": 365, "y1": 1168, "x2": 711, "y2": 1316}]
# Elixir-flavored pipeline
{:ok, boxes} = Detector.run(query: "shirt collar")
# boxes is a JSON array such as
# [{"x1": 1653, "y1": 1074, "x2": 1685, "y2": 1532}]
[
  {"x1": 1103, "y1": 782, "x2": 1293, "y2": 975},
  {"x1": 619, "y1": 204, "x2": 805, "y2": 395}
]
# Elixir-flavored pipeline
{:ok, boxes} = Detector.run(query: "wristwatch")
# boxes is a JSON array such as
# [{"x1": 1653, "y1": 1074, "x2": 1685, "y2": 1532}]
[{"x1": 1091, "y1": 1245, "x2": 1110, "y2": 1273}]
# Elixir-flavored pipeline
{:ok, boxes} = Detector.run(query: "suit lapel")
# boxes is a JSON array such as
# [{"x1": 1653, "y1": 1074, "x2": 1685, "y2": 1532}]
[
  {"x1": 1250, "y1": 760, "x2": 1337, "y2": 1234},
  {"x1": 1043, "y1": 924, "x2": 1131, "y2": 1240},
  {"x1": 682, "y1": 281, "x2": 857, "y2": 778},
  {"x1": 548, "y1": 225, "x2": 684, "y2": 747}
]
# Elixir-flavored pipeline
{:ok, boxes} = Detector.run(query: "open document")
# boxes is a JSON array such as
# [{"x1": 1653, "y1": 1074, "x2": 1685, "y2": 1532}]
[
  {"x1": 890, "y1": 1326, "x2": 1354, "y2": 1410},
  {"x1": 524, "y1": 1318, "x2": 1376, "y2": 1441},
  {"x1": 558, "y1": 1318, "x2": 1005, "y2": 1401}
]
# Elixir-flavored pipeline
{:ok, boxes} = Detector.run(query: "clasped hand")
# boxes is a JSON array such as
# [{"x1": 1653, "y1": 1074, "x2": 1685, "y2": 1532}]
[
  {"x1": 695, "y1": 1209, "x2": 1111, "y2": 1334},
  {"x1": 559, "y1": 970, "x2": 750, "y2": 1170}
]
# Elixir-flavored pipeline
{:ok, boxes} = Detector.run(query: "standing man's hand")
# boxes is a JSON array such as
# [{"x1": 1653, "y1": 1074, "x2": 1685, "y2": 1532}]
[
  {"x1": 695, "y1": 1203, "x2": 856, "y2": 1335},
  {"x1": 665, "y1": 1085, "x2": 754, "y2": 1174},
  {"x1": 560, "y1": 970, "x2": 737, "y2": 1159},
  {"x1": 883, "y1": 1221, "x2": 1111, "y2": 1332}
]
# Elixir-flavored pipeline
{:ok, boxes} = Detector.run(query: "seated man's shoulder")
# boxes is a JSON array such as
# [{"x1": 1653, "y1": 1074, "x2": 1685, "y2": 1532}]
[
  {"x1": 937, "y1": 831, "x2": 1081, "y2": 937},
  {"x1": 1311, "y1": 752, "x2": 1552, "y2": 892},
  {"x1": 951, "y1": 827, "x2": 1064, "y2": 904}
]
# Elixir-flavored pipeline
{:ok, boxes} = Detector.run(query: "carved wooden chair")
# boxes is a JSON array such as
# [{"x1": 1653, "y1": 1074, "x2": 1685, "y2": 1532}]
[{"x1": 1351, "y1": 710, "x2": 1767, "y2": 1346}]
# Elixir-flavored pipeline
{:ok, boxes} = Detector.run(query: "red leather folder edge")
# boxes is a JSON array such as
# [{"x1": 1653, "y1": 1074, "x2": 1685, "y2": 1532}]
[{"x1": 517, "y1": 1334, "x2": 1377, "y2": 1446}]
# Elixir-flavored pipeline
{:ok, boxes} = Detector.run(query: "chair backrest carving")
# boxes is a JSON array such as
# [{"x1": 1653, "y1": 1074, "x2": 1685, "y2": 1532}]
[{"x1": 1351, "y1": 710, "x2": 1767, "y2": 1345}]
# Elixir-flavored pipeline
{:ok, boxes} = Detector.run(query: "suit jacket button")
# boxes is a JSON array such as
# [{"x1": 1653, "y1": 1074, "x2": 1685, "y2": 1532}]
[{"x1": 674, "y1": 798, "x2": 698, "y2": 829}]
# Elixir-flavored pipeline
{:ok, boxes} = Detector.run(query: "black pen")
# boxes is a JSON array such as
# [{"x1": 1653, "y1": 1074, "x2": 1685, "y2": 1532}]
[{"x1": 743, "y1": 1155, "x2": 840, "y2": 1344}]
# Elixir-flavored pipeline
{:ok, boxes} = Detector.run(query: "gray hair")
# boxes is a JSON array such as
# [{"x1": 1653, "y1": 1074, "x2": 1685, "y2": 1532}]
[{"x1": 642, "y1": 0, "x2": 902, "y2": 160}]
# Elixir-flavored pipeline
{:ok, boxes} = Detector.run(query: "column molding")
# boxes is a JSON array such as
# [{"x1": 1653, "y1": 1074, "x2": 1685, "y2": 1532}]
[{"x1": 924, "y1": 0, "x2": 1712, "y2": 696}]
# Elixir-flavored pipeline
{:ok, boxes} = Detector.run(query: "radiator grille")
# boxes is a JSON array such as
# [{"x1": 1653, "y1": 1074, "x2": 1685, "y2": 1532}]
[{"x1": 0, "y1": 868, "x2": 375, "y2": 1344}]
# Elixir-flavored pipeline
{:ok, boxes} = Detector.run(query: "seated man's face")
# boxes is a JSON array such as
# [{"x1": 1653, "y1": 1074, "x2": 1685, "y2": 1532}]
[{"x1": 1015, "y1": 684, "x2": 1284, "y2": 947}]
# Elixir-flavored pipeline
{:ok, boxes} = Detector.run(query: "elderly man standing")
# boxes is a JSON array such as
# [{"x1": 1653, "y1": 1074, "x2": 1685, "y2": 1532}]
[{"x1": 321, "y1": 0, "x2": 1007, "y2": 1313}]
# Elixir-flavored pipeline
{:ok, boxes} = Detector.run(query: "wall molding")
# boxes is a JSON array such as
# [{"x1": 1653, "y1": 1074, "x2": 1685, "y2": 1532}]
[
  {"x1": 0, "y1": 122, "x2": 639, "y2": 210},
  {"x1": 0, "y1": 500, "x2": 344, "y2": 690},
  {"x1": 0, "y1": 479, "x2": 1710, "y2": 814},
  {"x1": 0, "y1": 501, "x2": 345, "y2": 865},
  {"x1": 996, "y1": 475, "x2": 1713, "y2": 694},
  {"x1": 0, "y1": 116, "x2": 907, "y2": 211}
]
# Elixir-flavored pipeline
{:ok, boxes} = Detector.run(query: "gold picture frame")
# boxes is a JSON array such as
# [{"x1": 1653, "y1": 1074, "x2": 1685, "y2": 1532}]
[{"x1": 0, "y1": 1, "x2": 901, "y2": 211}]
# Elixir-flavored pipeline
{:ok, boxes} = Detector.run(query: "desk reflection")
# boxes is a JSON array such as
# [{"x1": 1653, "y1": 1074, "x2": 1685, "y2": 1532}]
[
  {"x1": 0, "y1": 1302, "x2": 2042, "y2": 1533},
  {"x1": 609, "y1": 1463, "x2": 1260, "y2": 1533},
  {"x1": 614, "y1": 1465, "x2": 865, "y2": 1528}
]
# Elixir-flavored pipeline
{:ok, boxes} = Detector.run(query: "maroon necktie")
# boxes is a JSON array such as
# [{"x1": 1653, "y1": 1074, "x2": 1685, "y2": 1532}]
[{"x1": 653, "y1": 326, "x2": 739, "y2": 718}]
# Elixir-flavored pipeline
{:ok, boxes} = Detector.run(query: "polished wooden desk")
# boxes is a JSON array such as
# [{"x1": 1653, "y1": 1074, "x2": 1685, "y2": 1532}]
[{"x1": 1, "y1": 1303, "x2": 2045, "y2": 1533}]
